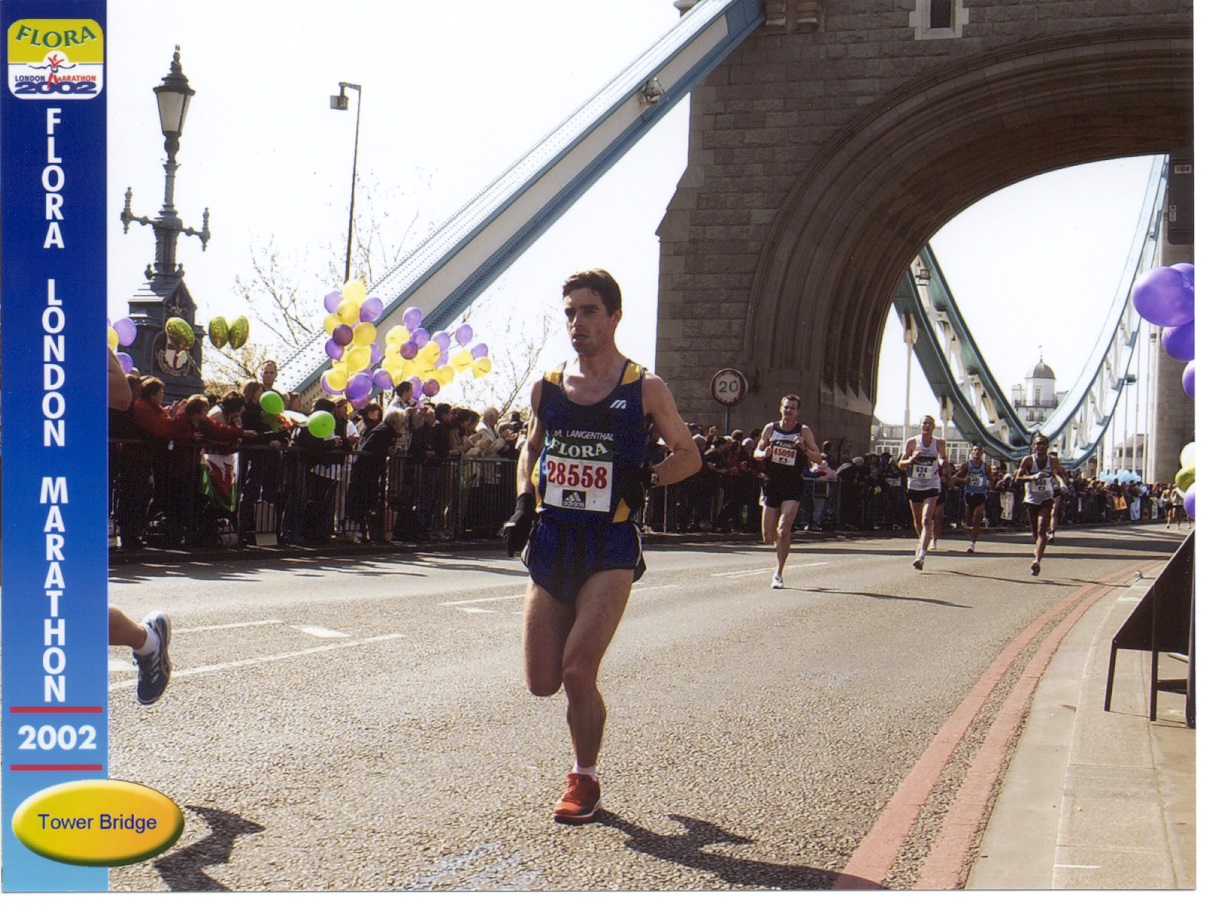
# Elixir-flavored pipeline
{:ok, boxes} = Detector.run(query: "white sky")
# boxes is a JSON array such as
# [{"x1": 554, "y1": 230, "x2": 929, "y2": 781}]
[{"x1": 104, "y1": 0, "x2": 1165, "y2": 445}]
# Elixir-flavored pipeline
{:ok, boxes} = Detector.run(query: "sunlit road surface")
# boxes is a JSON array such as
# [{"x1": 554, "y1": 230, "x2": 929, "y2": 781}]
[{"x1": 105, "y1": 524, "x2": 1178, "y2": 891}]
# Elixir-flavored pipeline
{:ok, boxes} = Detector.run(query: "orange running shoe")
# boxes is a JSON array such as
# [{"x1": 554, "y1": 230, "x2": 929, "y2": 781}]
[{"x1": 553, "y1": 772, "x2": 601, "y2": 825}]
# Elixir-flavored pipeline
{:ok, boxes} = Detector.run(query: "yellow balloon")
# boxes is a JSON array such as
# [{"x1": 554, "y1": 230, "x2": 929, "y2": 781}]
[
  {"x1": 342, "y1": 280, "x2": 367, "y2": 306},
  {"x1": 107, "y1": 326, "x2": 119, "y2": 350},
  {"x1": 323, "y1": 313, "x2": 342, "y2": 336},
  {"x1": 435, "y1": 365, "x2": 455, "y2": 386},
  {"x1": 385, "y1": 325, "x2": 410, "y2": 348},
  {"x1": 346, "y1": 345, "x2": 371, "y2": 373},
  {"x1": 352, "y1": 322, "x2": 377, "y2": 346},
  {"x1": 383, "y1": 351, "x2": 404, "y2": 373},
  {"x1": 337, "y1": 300, "x2": 360, "y2": 326},
  {"x1": 472, "y1": 356, "x2": 493, "y2": 378},
  {"x1": 325, "y1": 365, "x2": 349, "y2": 392},
  {"x1": 387, "y1": 365, "x2": 405, "y2": 385},
  {"x1": 421, "y1": 341, "x2": 441, "y2": 362},
  {"x1": 451, "y1": 348, "x2": 473, "y2": 371},
  {"x1": 400, "y1": 360, "x2": 419, "y2": 380}
]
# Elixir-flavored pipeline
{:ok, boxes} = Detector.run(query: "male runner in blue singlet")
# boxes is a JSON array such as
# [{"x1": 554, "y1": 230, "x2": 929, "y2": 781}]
[
  {"x1": 502, "y1": 269, "x2": 701, "y2": 824},
  {"x1": 954, "y1": 444, "x2": 990, "y2": 553}
]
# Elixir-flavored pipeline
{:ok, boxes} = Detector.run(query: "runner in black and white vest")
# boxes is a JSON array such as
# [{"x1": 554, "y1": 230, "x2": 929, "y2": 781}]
[{"x1": 753, "y1": 394, "x2": 824, "y2": 589}]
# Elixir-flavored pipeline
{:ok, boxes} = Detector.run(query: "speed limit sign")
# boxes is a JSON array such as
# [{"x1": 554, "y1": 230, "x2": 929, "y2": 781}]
[{"x1": 711, "y1": 368, "x2": 748, "y2": 407}]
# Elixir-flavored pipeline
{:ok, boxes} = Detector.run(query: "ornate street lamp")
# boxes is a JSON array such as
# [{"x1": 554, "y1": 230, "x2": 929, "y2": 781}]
[
  {"x1": 118, "y1": 47, "x2": 211, "y2": 400},
  {"x1": 330, "y1": 81, "x2": 362, "y2": 284},
  {"x1": 121, "y1": 46, "x2": 210, "y2": 283}
]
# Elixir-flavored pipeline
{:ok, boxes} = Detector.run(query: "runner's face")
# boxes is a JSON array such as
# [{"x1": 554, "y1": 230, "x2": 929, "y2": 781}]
[
  {"x1": 564, "y1": 288, "x2": 619, "y2": 355},
  {"x1": 780, "y1": 398, "x2": 799, "y2": 423},
  {"x1": 971, "y1": 446, "x2": 982, "y2": 463},
  {"x1": 921, "y1": 418, "x2": 935, "y2": 436}
]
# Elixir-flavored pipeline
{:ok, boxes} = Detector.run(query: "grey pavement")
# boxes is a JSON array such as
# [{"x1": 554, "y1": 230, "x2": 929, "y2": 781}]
[{"x1": 966, "y1": 567, "x2": 1196, "y2": 890}]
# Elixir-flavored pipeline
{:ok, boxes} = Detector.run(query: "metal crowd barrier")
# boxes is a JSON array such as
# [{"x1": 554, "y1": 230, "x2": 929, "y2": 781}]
[
  {"x1": 107, "y1": 440, "x2": 1160, "y2": 553},
  {"x1": 107, "y1": 440, "x2": 517, "y2": 550}
]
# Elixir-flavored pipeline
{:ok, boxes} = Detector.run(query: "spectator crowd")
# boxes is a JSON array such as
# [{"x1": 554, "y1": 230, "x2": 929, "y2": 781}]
[{"x1": 106, "y1": 362, "x2": 1190, "y2": 553}]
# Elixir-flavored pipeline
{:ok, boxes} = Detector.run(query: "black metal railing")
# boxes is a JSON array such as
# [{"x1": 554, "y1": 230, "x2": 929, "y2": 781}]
[{"x1": 106, "y1": 440, "x2": 1162, "y2": 553}]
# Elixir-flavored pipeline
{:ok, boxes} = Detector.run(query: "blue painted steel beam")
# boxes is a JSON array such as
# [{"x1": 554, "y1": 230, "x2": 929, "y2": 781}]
[{"x1": 279, "y1": 0, "x2": 764, "y2": 394}]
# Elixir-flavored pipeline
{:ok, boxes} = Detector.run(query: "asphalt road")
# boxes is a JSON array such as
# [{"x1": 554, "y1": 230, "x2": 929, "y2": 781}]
[{"x1": 104, "y1": 524, "x2": 1177, "y2": 891}]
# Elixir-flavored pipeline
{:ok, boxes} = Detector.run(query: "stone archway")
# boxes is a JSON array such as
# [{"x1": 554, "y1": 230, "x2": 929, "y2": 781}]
[{"x1": 746, "y1": 27, "x2": 1191, "y2": 441}]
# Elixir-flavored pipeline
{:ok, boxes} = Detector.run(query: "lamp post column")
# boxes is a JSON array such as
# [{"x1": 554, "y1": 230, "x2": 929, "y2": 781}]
[{"x1": 331, "y1": 81, "x2": 362, "y2": 284}]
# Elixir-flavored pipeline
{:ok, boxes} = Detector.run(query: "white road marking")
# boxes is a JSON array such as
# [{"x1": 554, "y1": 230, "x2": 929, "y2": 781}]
[
  {"x1": 713, "y1": 562, "x2": 828, "y2": 578},
  {"x1": 176, "y1": 619, "x2": 282, "y2": 633},
  {"x1": 292, "y1": 625, "x2": 350, "y2": 638},
  {"x1": 109, "y1": 632, "x2": 409, "y2": 690},
  {"x1": 457, "y1": 607, "x2": 494, "y2": 614},
  {"x1": 440, "y1": 594, "x2": 526, "y2": 607}
]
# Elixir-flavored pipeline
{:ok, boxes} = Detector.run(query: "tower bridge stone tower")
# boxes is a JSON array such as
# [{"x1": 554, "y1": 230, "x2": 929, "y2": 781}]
[{"x1": 656, "y1": 0, "x2": 1192, "y2": 452}]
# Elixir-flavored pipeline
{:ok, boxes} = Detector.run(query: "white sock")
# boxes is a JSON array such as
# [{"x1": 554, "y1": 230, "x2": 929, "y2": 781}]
[
  {"x1": 572, "y1": 764, "x2": 598, "y2": 779},
  {"x1": 133, "y1": 626, "x2": 158, "y2": 657}
]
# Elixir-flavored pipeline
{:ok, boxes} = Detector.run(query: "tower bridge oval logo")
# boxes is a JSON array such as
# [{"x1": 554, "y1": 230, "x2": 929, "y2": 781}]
[{"x1": 7, "y1": 19, "x2": 103, "y2": 100}]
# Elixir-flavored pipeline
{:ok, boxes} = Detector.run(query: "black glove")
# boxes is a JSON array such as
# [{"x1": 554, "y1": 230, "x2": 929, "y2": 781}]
[
  {"x1": 501, "y1": 492, "x2": 536, "y2": 557},
  {"x1": 619, "y1": 462, "x2": 656, "y2": 514}
]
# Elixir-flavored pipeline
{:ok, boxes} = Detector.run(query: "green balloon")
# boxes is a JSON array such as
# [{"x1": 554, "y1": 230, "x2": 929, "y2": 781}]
[
  {"x1": 260, "y1": 390, "x2": 284, "y2": 415},
  {"x1": 1175, "y1": 465, "x2": 1195, "y2": 493},
  {"x1": 307, "y1": 410, "x2": 336, "y2": 439}
]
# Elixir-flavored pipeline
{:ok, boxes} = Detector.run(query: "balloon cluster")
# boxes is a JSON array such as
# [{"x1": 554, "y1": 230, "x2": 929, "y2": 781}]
[
  {"x1": 208, "y1": 315, "x2": 251, "y2": 350},
  {"x1": 318, "y1": 280, "x2": 493, "y2": 411},
  {"x1": 107, "y1": 317, "x2": 137, "y2": 374},
  {"x1": 1132, "y1": 262, "x2": 1196, "y2": 516}
]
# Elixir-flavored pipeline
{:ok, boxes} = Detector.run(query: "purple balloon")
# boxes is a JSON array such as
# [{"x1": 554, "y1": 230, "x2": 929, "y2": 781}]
[
  {"x1": 421, "y1": 378, "x2": 441, "y2": 398},
  {"x1": 454, "y1": 323, "x2": 474, "y2": 345},
  {"x1": 1185, "y1": 485, "x2": 1196, "y2": 520},
  {"x1": 1133, "y1": 266, "x2": 1194, "y2": 327},
  {"x1": 1183, "y1": 360, "x2": 1195, "y2": 399},
  {"x1": 400, "y1": 340, "x2": 419, "y2": 360},
  {"x1": 411, "y1": 327, "x2": 430, "y2": 347},
  {"x1": 324, "y1": 290, "x2": 343, "y2": 313},
  {"x1": 373, "y1": 368, "x2": 395, "y2": 390},
  {"x1": 1172, "y1": 262, "x2": 1195, "y2": 288},
  {"x1": 116, "y1": 352, "x2": 134, "y2": 374},
  {"x1": 346, "y1": 372, "x2": 373, "y2": 401},
  {"x1": 360, "y1": 297, "x2": 383, "y2": 322},
  {"x1": 408, "y1": 376, "x2": 423, "y2": 397},
  {"x1": 325, "y1": 338, "x2": 344, "y2": 360},
  {"x1": 470, "y1": 342, "x2": 489, "y2": 359},
  {"x1": 349, "y1": 396, "x2": 371, "y2": 410},
  {"x1": 1162, "y1": 320, "x2": 1195, "y2": 362},
  {"x1": 403, "y1": 306, "x2": 423, "y2": 330},
  {"x1": 332, "y1": 324, "x2": 353, "y2": 347},
  {"x1": 436, "y1": 350, "x2": 449, "y2": 368},
  {"x1": 113, "y1": 317, "x2": 137, "y2": 347},
  {"x1": 369, "y1": 342, "x2": 384, "y2": 365},
  {"x1": 432, "y1": 330, "x2": 451, "y2": 351}
]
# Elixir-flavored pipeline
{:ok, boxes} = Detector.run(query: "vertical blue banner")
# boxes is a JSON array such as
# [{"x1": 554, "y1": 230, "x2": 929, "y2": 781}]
[{"x1": 1, "y1": 0, "x2": 110, "y2": 891}]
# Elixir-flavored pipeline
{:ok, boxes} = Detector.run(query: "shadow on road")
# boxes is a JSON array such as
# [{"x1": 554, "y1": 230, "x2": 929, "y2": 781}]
[
  {"x1": 596, "y1": 810, "x2": 845, "y2": 890},
  {"x1": 153, "y1": 805, "x2": 266, "y2": 891}
]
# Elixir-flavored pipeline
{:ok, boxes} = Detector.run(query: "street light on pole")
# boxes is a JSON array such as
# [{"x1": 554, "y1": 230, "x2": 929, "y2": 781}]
[
  {"x1": 330, "y1": 81, "x2": 362, "y2": 284},
  {"x1": 121, "y1": 46, "x2": 210, "y2": 282}
]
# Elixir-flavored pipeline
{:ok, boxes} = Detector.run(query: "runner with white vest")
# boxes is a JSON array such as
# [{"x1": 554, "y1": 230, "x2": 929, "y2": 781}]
[
  {"x1": 899, "y1": 414, "x2": 946, "y2": 570},
  {"x1": 1015, "y1": 433, "x2": 1069, "y2": 576}
]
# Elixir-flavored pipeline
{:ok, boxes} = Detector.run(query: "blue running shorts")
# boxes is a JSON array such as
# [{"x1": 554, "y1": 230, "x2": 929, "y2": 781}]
[{"x1": 522, "y1": 517, "x2": 646, "y2": 602}]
